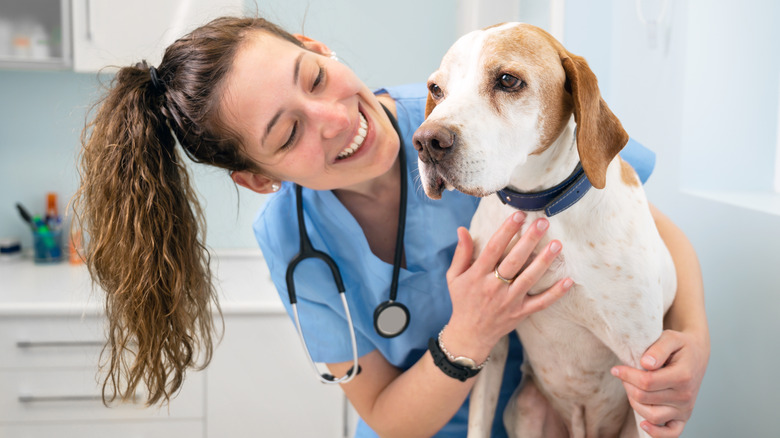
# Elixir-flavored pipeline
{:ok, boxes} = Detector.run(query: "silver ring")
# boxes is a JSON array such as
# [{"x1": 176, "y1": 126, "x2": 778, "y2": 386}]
[{"x1": 494, "y1": 266, "x2": 514, "y2": 284}]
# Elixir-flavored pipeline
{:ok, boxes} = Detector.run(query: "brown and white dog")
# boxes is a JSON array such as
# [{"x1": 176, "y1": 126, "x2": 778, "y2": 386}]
[{"x1": 412, "y1": 23, "x2": 676, "y2": 438}]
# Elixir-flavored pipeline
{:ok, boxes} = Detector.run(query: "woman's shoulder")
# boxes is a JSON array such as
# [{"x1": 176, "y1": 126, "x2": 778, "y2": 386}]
[
  {"x1": 252, "y1": 186, "x2": 297, "y2": 267},
  {"x1": 375, "y1": 82, "x2": 428, "y2": 102}
]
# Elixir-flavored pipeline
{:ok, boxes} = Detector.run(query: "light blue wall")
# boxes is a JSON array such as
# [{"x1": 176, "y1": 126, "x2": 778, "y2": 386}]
[
  {"x1": 0, "y1": 70, "x2": 97, "y2": 250},
  {"x1": 0, "y1": 0, "x2": 456, "y2": 250},
  {"x1": 563, "y1": 1, "x2": 780, "y2": 436},
  {"x1": 680, "y1": 0, "x2": 780, "y2": 192}
]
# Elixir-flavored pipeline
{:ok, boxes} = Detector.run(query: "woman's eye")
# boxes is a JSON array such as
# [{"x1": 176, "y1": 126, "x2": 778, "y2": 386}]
[
  {"x1": 281, "y1": 122, "x2": 297, "y2": 150},
  {"x1": 312, "y1": 66, "x2": 324, "y2": 91},
  {"x1": 498, "y1": 74, "x2": 525, "y2": 90},
  {"x1": 429, "y1": 83, "x2": 443, "y2": 99}
]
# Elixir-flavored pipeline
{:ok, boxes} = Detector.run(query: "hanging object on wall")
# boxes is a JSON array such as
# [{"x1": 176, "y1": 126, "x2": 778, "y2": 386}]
[{"x1": 635, "y1": 0, "x2": 669, "y2": 50}]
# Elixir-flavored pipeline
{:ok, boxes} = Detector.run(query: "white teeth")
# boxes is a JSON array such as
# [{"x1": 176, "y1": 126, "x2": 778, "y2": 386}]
[{"x1": 337, "y1": 111, "x2": 368, "y2": 159}]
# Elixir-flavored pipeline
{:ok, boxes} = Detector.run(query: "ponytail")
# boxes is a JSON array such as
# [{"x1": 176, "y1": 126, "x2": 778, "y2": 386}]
[
  {"x1": 73, "y1": 15, "x2": 305, "y2": 407},
  {"x1": 74, "y1": 62, "x2": 220, "y2": 406}
]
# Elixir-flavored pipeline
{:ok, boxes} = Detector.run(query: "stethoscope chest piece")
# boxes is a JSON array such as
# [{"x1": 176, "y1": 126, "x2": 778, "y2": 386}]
[{"x1": 373, "y1": 300, "x2": 409, "y2": 338}]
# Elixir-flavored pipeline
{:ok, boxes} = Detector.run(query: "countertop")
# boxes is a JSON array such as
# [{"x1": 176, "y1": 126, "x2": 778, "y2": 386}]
[{"x1": 0, "y1": 249, "x2": 283, "y2": 316}]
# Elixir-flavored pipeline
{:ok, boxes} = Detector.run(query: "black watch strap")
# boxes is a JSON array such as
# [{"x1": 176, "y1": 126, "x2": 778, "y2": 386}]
[{"x1": 427, "y1": 337, "x2": 481, "y2": 382}]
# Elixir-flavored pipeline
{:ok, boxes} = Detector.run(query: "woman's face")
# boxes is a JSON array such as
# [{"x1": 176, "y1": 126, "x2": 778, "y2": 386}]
[{"x1": 222, "y1": 31, "x2": 400, "y2": 192}]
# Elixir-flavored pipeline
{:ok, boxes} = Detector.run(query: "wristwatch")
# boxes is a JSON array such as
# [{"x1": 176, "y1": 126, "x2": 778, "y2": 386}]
[
  {"x1": 428, "y1": 337, "x2": 480, "y2": 382},
  {"x1": 427, "y1": 327, "x2": 489, "y2": 382}
]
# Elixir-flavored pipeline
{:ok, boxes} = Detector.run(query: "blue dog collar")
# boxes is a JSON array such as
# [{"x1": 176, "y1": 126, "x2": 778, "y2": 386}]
[{"x1": 495, "y1": 162, "x2": 592, "y2": 216}]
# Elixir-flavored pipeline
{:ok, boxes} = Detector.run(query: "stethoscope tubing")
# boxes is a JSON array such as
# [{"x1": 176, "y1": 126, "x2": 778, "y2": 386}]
[{"x1": 292, "y1": 294, "x2": 360, "y2": 384}]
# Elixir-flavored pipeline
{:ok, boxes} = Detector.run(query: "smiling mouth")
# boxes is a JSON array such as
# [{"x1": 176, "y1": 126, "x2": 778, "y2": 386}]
[{"x1": 337, "y1": 111, "x2": 368, "y2": 160}]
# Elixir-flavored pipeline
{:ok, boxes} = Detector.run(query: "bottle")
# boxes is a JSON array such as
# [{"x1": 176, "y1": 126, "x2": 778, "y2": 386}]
[{"x1": 45, "y1": 192, "x2": 58, "y2": 225}]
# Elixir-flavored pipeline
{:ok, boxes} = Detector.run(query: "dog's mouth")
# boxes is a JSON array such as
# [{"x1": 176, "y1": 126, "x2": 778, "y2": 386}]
[
  {"x1": 422, "y1": 166, "x2": 494, "y2": 200},
  {"x1": 421, "y1": 170, "x2": 448, "y2": 200}
]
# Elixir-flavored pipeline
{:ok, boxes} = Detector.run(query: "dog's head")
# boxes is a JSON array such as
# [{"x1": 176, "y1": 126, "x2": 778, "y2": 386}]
[{"x1": 413, "y1": 23, "x2": 628, "y2": 199}]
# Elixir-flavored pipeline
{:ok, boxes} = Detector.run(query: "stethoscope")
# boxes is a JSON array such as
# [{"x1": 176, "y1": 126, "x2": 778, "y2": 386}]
[{"x1": 285, "y1": 105, "x2": 409, "y2": 384}]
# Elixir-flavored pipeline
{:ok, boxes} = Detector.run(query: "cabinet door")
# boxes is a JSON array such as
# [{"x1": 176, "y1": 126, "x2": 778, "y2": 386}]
[
  {"x1": 70, "y1": 0, "x2": 243, "y2": 72},
  {"x1": 207, "y1": 314, "x2": 349, "y2": 438},
  {"x1": 0, "y1": 420, "x2": 203, "y2": 438}
]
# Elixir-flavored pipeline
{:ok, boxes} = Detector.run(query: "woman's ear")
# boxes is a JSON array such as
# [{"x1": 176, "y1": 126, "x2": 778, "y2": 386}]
[
  {"x1": 292, "y1": 33, "x2": 331, "y2": 56},
  {"x1": 231, "y1": 170, "x2": 280, "y2": 194}
]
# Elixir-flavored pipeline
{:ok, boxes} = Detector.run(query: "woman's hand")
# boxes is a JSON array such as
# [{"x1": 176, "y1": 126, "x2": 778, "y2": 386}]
[
  {"x1": 442, "y1": 211, "x2": 573, "y2": 362},
  {"x1": 611, "y1": 328, "x2": 710, "y2": 438}
]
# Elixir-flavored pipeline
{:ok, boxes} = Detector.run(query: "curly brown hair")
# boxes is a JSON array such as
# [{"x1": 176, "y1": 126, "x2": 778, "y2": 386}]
[{"x1": 72, "y1": 16, "x2": 304, "y2": 406}]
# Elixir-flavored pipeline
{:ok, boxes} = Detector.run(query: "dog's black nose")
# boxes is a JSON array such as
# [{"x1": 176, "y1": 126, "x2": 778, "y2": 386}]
[{"x1": 413, "y1": 124, "x2": 455, "y2": 163}]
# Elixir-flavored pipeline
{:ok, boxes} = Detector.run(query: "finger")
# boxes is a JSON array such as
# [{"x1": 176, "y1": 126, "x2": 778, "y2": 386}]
[
  {"x1": 508, "y1": 239, "x2": 562, "y2": 296},
  {"x1": 513, "y1": 277, "x2": 573, "y2": 316},
  {"x1": 447, "y1": 227, "x2": 474, "y2": 282},
  {"x1": 628, "y1": 394, "x2": 677, "y2": 426},
  {"x1": 611, "y1": 365, "x2": 678, "y2": 393},
  {"x1": 641, "y1": 330, "x2": 685, "y2": 371},
  {"x1": 473, "y1": 211, "x2": 526, "y2": 272},
  {"x1": 621, "y1": 378, "x2": 686, "y2": 407},
  {"x1": 640, "y1": 419, "x2": 686, "y2": 438},
  {"x1": 495, "y1": 217, "x2": 550, "y2": 280},
  {"x1": 628, "y1": 400, "x2": 680, "y2": 434}
]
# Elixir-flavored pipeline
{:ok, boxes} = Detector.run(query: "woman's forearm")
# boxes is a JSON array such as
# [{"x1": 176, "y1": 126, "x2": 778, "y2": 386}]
[
  {"x1": 330, "y1": 348, "x2": 479, "y2": 438},
  {"x1": 650, "y1": 203, "x2": 709, "y2": 341}
]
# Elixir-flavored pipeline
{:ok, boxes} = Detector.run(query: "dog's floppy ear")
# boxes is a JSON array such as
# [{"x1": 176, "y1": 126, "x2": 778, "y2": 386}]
[
  {"x1": 424, "y1": 91, "x2": 437, "y2": 118},
  {"x1": 561, "y1": 53, "x2": 628, "y2": 189}
]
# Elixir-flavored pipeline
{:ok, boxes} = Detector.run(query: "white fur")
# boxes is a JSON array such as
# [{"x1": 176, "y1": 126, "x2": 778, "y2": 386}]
[{"x1": 416, "y1": 23, "x2": 676, "y2": 438}]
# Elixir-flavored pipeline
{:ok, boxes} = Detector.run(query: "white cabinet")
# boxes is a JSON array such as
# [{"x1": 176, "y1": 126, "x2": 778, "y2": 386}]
[
  {"x1": 0, "y1": 0, "x2": 72, "y2": 69},
  {"x1": 70, "y1": 0, "x2": 244, "y2": 72},
  {"x1": 0, "y1": 253, "x2": 356, "y2": 437},
  {"x1": 206, "y1": 313, "x2": 349, "y2": 437},
  {"x1": 0, "y1": 0, "x2": 244, "y2": 71},
  {"x1": 0, "y1": 315, "x2": 205, "y2": 437}
]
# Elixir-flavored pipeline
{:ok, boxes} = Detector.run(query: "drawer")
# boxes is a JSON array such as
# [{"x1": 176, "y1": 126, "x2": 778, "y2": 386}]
[
  {"x1": 0, "y1": 367, "x2": 204, "y2": 423},
  {"x1": 0, "y1": 316, "x2": 105, "y2": 369},
  {"x1": 0, "y1": 419, "x2": 203, "y2": 438}
]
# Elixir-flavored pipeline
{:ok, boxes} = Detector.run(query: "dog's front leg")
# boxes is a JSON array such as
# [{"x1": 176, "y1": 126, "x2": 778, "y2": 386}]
[{"x1": 467, "y1": 335, "x2": 509, "y2": 438}]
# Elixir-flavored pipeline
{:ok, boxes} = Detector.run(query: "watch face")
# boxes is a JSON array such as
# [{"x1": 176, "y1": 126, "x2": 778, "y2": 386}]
[{"x1": 452, "y1": 356, "x2": 478, "y2": 369}]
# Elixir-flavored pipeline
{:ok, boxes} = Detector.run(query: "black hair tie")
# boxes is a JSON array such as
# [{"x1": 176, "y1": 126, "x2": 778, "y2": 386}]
[{"x1": 149, "y1": 65, "x2": 165, "y2": 94}]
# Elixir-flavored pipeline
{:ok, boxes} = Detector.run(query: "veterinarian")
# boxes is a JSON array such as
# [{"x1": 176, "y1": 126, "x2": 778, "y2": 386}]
[{"x1": 75, "y1": 16, "x2": 709, "y2": 438}]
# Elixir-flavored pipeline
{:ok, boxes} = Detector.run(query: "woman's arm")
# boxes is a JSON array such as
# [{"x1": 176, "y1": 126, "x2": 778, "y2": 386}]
[
  {"x1": 328, "y1": 212, "x2": 573, "y2": 438},
  {"x1": 612, "y1": 203, "x2": 710, "y2": 438}
]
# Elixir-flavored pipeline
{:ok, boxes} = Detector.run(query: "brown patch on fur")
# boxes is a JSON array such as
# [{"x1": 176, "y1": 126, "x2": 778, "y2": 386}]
[
  {"x1": 620, "y1": 157, "x2": 640, "y2": 187},
  {"x1": 479, "y1": 24, "x2": 573, "y2": 152},
  {"x1": 483, "y1": 22, "x2": 509, "y2": 31},
  {"x1": 424, "y1": 91, "x2": 437, "y2": 118},
  {"x1": 477, "y1": 23, "x2": 628, "y2": 178},
  {"x1": 562, "y1": 53, "x2": 629, "y2": 189}
]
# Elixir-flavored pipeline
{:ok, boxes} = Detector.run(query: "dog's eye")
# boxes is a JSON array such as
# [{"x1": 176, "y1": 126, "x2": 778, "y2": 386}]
[
  {"x1": 429, "y1": 83, "x2": 443, "y2": 99},
  {"x1": 498, "y1": 74, "x2": 525, "y2": 90}
]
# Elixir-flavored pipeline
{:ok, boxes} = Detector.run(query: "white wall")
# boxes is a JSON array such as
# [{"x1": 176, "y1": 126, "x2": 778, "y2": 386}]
[{"x1": 565, "y1": 1, "x2": 780, "y2": 436}]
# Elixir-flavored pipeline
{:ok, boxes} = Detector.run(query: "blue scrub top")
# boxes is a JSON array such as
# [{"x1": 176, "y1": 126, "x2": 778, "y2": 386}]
[{"x1": 253, "y1": 83, "x2": 654, "y2": 437}]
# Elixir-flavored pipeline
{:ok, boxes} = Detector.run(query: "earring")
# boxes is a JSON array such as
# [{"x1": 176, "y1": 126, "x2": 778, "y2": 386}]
[
  {"x1": 329, "y1": 51, "x2": 339, "y2": 62},
  {"x1": 271, "y1": 182, "x2": 280, "y2": 192}
]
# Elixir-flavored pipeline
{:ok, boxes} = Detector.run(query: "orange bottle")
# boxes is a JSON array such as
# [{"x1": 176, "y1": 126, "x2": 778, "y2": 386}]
[{"x1": 45, "y1": 192, "x2": 58, "y2": 224}]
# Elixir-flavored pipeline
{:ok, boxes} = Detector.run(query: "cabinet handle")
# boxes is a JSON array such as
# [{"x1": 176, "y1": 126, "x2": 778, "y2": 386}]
[
  {"x1": 18, "y1": 394, "x2": 103, "y2": 403},
  {"x1": 85, "y1": 0, "x2": 93, "y2": 41},
  {"x1": 16, "y1": 340, "x2": 104, "y2": 348},
  {"x1": 18, "y1": 393, "x2": 144, "y2": 403}
]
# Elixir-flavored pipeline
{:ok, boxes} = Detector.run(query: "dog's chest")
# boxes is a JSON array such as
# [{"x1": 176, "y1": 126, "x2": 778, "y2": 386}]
[{"x1": 469, "y1": 183, "x2": 670, "y2": 334}]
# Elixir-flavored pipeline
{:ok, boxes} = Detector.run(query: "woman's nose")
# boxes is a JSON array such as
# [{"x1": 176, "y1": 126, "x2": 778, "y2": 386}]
[{"x1": 309, "y1": 100, "x2": 350, "y2": 139}]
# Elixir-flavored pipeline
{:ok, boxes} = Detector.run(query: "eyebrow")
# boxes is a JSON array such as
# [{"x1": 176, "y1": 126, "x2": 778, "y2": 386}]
[{"x1": 261, "y1": 52, "x2": 306, "y2": 148}]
